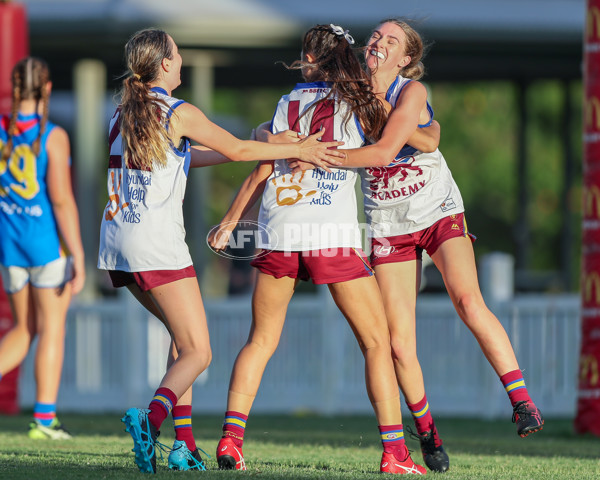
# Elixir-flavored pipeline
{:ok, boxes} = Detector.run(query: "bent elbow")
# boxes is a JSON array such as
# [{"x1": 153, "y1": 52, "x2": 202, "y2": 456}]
[
  {"x1": 366, "y1": 145, "x2": 394, "y2": 167},
  {"x1": 421, "y1": 142, "x2": 437, "y2": 154}
]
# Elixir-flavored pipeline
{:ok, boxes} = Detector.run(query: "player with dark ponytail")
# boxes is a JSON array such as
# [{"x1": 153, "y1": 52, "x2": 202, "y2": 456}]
[{"x1": 210, "y1": 24, "x2": 428, "y2": 475}]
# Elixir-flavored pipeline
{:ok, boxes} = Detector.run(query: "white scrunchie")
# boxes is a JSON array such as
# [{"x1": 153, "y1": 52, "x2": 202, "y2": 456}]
[{"x1": 329, "y1": 24, "x2": 355, "y2": 45}]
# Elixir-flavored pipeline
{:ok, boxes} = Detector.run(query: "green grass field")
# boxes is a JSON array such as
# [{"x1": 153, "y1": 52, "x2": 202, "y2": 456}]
[{"x1": 0, "y1": 413, "x2": 598, "y2": 479}]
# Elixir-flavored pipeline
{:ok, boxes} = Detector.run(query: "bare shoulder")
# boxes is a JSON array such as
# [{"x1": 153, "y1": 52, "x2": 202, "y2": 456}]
[
  {"x1": 173, "y1": 101, "x2": 206, "y2": 122},
  {"x1": 394, "y1": 80, "x2": 428, "y2": 114},
  {"x1": 47, "y1": 124, "x2": 69, "y2": 144},
  {"x1": 170, "y1": 101, "x2": 208, "y2": 137},
  {"x1": 46, "y1": 125, "x2": 70, "y2": 163},
  {"x1": 402, "y1": 80, "x2": 427, "y2": 98}
]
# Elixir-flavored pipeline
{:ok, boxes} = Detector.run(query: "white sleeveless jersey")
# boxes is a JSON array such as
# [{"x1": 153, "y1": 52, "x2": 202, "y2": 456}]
[
  {"x1": 97, "y1": 88, "x2": 193, "y2": 272},
  {"x1": 258, "y1": 81, "x2": 364, "y2": 251},
  {"x1": 359, "y1": 75, "x2": 464, "y2": 238}
]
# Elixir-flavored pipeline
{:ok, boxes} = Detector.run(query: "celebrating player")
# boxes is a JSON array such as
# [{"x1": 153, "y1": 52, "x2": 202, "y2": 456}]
[
  {"x1": 342, "y1": 19, "x2": 545, "y2": 470},
  {"x1": 210, "y1": 24, "x2": 433, "y2": 475},
  {"x1": 97, "y1": 28, "x2": 344, "y2": 474},
  {"x1": 0, "y1": 57, "x2": 85, "y2": 439}
]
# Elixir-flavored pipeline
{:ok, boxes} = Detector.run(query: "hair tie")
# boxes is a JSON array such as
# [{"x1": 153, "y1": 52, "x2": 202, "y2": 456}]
[
  {"x1": 132, "y1": 73, "x2": 141, "y2": 81},
  {"x1": 329, "y1": 24, "x2": 355, "y2": 45}
]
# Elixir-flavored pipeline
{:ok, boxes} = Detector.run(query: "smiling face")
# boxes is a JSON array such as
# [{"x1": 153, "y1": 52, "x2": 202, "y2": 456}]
[{"x1": 365, "y1": 22, "x2": 411, "y2": 76}]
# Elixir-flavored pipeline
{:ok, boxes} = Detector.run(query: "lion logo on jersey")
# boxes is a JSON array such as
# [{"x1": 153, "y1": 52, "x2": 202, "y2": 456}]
[{"x1": 366, "y1": 156, "x2": 423, "y2": 193}]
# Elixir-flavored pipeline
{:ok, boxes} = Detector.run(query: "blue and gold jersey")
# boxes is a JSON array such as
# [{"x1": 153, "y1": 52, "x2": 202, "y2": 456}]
[{"x1": 0, "y1": 113, "x2": 63, "y2": 267}]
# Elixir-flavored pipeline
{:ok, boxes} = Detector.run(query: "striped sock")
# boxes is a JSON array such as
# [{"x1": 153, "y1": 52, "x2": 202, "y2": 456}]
[
  {"x1": 147, "y1": 387, "x2": 177, "y2": 430},
  {"x1": 407, "y1": 395, "x2": 435, "y2": 435},
  {"x1": 501, "y1": 369, "x2": 531, "y2": 406},
  {"x1": 34, "y1": 402, "x2": 56, "y2": 427},
  {"x1": 173, "y1": 405, "x2": 196, "y2": 451},
  {"x1": 378, "y1": 424, "x2": 406, "y2": 457},
  {"x1": 223, "y1": 411, "x2": 248, "y2": 448}
]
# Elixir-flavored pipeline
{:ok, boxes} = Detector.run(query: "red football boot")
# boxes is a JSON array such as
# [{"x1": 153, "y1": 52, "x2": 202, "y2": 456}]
[
  {"x1": 380, "y1": 445, "x2": 427, "y2": 475},
  {"x1": 217, "y1": 436, "x2": 246, "y2": 470}
]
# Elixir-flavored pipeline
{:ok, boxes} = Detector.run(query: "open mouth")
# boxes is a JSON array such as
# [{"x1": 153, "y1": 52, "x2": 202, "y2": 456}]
[{"x1": 370, "y1": 49, "x2": 386, "y2": 60}]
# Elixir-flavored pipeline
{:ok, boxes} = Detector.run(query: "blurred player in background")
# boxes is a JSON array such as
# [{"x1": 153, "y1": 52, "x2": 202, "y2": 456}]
[{"x1": 0, "y1": 57, "x2": 85, "y2": 440}]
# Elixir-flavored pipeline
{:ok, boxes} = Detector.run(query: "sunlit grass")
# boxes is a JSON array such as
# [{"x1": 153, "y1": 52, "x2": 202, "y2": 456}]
[{"x1": 0, "y1": 414, "x2": 598, "y2": 479}]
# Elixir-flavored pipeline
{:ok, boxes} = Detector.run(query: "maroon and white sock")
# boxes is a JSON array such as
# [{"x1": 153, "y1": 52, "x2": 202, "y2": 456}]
[{"x1": 147, "y1": 387, "x2": 178, "y2": 430}]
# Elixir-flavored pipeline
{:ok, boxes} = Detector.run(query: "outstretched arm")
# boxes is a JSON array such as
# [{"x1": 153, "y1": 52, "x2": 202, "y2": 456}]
[
  {"x1": 288, "y1": 119, "x2": 440, "y2": 173},
  {"x1": 171, "y1": 103, "x2": 344, "y2": 170},
  {"x1": 46, "y1": 127, "x2": 86, "y2": 295},
  {"x1": 208, "y1": 161, "x2": 274, "y2": 251},
  {"x1": 189, "y1": 123, "x2": 299, "y2": 168}
]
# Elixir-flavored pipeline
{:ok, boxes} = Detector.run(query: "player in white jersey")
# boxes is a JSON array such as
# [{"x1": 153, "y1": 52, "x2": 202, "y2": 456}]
[
  {"x1": 210, "y1": 24, "x2": 427, "y2": 475},
  {"x1": 99, "y1": 28, "x2": 345, "y2": 474},
  {"x1": 330, "y1": 19, "x2": 546, "y2": 469}
]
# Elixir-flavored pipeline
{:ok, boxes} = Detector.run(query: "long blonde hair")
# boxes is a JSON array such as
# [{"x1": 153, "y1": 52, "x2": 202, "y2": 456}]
[
  {"x1": 1, "y1": 57, "x2": 51, "y2": 163},
  {"x1": 119, "y1": 28, "x2": 174, "y2": 171}
]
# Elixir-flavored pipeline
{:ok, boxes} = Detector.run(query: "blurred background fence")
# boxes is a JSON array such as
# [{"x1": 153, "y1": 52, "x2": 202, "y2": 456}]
[{"x1": 18, "y1": 254, "x2": 581, "y2": 419}]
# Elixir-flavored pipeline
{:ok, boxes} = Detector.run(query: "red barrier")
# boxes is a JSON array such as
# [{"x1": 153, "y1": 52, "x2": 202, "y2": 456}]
[
  {"x1": 0, "y1": 1, "x2": 28, "y2": 414},
  {"x1": 0, "y1": 1, "x2": 29, "y2": 115},
  {"x1": 577, "y1": 0, "x2": 600, "y2": 436}
]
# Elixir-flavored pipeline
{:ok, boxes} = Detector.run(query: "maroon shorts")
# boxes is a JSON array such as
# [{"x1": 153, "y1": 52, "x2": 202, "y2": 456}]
[
  {"x1": 370, "y1": 213, "x2": 476, "y2": 266},
  {"x1": 250, "y1": 248, "x2": 373, "y2": 285},
  {"x1": 108, "y1": 265, "x2": 197, "y2": 292}
]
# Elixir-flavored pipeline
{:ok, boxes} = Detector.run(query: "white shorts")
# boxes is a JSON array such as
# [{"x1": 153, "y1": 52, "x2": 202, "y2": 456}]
[{"x1": 0, "y1": 257, "x2": 74, "y2": 294}]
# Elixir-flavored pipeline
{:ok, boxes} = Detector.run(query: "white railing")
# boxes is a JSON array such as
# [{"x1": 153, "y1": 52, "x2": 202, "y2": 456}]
[{"x1": 18, "y1": 288, "x2": 581, "y2": 419}]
